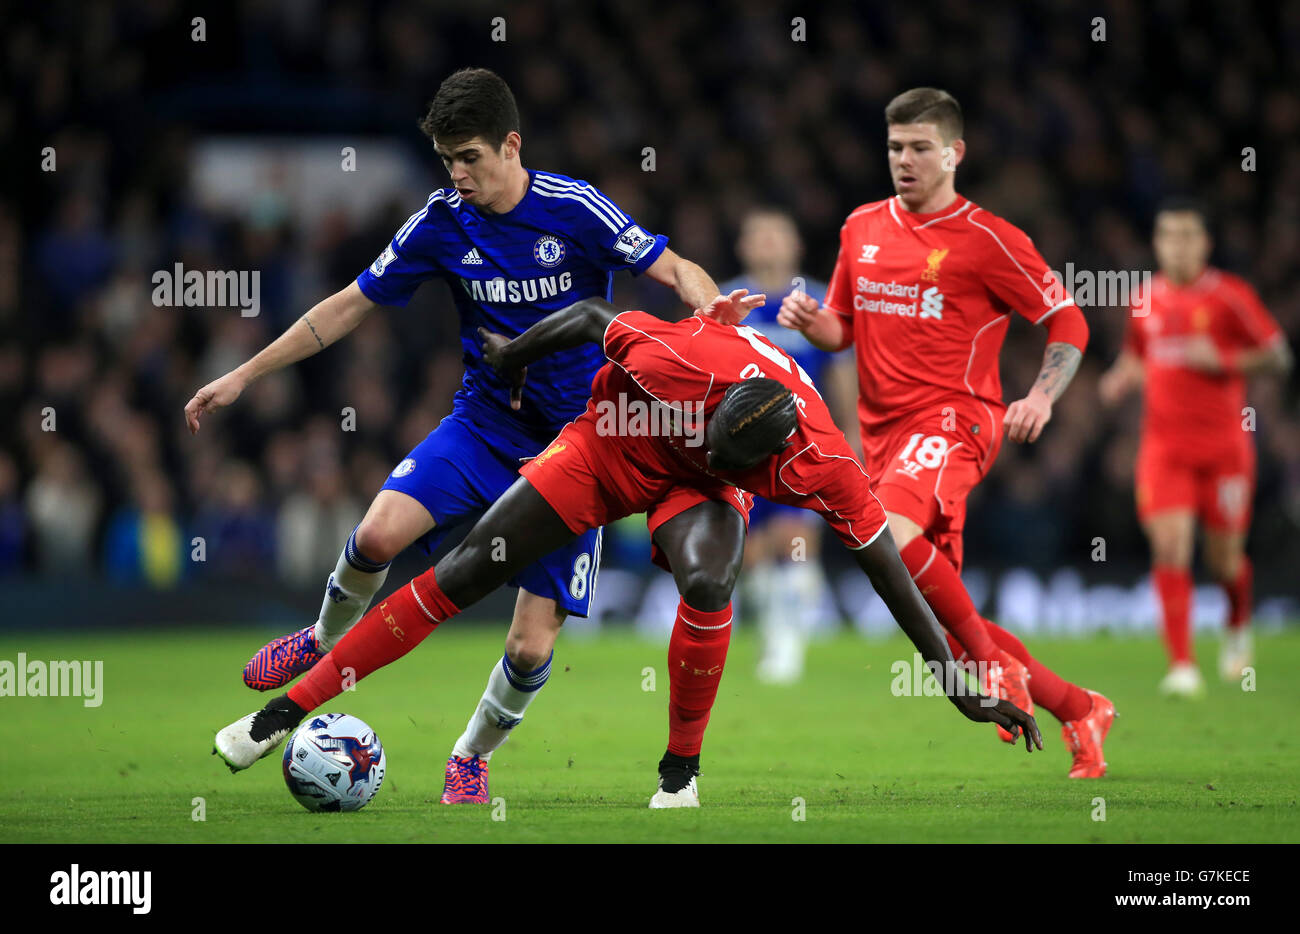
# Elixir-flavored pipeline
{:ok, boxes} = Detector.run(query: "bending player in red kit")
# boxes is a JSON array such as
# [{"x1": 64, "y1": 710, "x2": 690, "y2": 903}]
[
  {"x1": 1100, "y1": 198, "x2": 1291, "y2": 696},
  {"x1": 214, "y1": 296, "x2": 1041, "y2": 805}
]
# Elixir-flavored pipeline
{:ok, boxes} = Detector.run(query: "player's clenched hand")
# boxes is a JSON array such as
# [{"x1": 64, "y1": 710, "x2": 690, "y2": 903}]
[
  {"x1": 696, "y1": 289, "x2": 765, "y2": 326},
  {"x1": 776, "y1": 291, "x2": 820, "y2": 332},
  {"x1": 1182, "y1": 334, "x2": 1225, "y2": 373},
  {"x1": 478, "y1": 327, "x2": 527, "y2": 410},
  {"x1": 184, "y1": 371, "x2": 247, "y2": 435},
  {"x1": 1097, "y1": 368, "x2": 1128, "y2": 406},
  {"x1": 1003, "y1": 388, "x2": 1052, "y2": 443},
  {"x1": 955, "y1": 694, "x2": 1043, "y2": 753}
]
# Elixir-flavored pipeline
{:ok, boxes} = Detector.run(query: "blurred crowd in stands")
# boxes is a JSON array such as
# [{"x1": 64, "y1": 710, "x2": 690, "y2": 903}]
[{"x1": 3, "y1": 0, "x2": 1298, "y2": 590}]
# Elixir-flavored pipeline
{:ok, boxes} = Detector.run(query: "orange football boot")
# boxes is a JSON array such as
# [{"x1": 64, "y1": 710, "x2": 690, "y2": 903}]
[{"x1": 1062, "y1": 690, "x2": 1115, "y2": 778}]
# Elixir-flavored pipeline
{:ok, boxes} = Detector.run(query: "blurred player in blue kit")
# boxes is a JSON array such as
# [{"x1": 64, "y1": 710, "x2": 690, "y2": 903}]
[
  {"x1": 185, "y1": 68, "x2": 760, "y2": 804},
  {"x1": 722, "y1": 209, "x2": 860, "y2": 683}
]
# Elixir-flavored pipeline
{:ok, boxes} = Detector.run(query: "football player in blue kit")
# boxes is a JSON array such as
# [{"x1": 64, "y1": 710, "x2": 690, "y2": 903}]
[
  {"x1": 184, "y1": 68, "x2": 760, "y2": 804},
  {"x1": 721, "y1": 209, "x2": 859, "y2": 684}
]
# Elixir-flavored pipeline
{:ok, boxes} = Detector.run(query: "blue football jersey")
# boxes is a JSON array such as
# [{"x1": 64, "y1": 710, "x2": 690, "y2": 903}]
[
  {"x1": 721, "y1": 275, "x2": 832, "y2": 385},
  {"x1": 357, "y1": 170, "x2": 668, "y2": 436}
]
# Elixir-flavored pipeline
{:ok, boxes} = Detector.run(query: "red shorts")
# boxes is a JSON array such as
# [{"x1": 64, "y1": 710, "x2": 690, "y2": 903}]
[
  {"x1": 1135, "y1": 437, "x2": 1254, "y2": 532},
  {"x1": 519, "y1": 413, "x2": 753, "y2": 572},
  {"x1": 861, "y1": 405, "x2": 1000, "y2": 573}
]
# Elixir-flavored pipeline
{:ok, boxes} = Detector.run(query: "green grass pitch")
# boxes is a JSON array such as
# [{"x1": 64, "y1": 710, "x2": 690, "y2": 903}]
[{"x1": 2, "y1": 625, "x2": 1297, "y2": 843}]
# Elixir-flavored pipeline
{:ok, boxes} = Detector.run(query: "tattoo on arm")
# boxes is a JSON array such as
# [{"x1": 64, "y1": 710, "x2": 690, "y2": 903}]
[
  {"x1": 1033, "y1": 342, "x2": 1083, "y2": 402},
  {"x1": 303, "y1": 313, "x2": 325, "y2": 350}
]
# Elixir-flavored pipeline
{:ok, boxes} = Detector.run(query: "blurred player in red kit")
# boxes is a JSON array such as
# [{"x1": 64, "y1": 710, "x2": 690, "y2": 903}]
[
  {"x1": 1100, "y1": 199, "x2": 1291, "y2": 696},
  {"x1": 780, "y1": 87, "x2": 1114, "y2": 777}
]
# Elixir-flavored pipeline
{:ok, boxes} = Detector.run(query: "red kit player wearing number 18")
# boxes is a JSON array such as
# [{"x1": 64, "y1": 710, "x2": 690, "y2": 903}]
[{"x1": 781, "y1": 87, "x2": 1113, "y2": 777}]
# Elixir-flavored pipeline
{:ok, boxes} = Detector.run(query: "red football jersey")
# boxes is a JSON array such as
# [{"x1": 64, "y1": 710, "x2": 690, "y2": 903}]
[
  {"x1": 824, "y1": 194, "x2": 1074, "y2": 439},
  {"x1": 1126, "y1": 268, "x2": 1283, "y2": 457},
  {"x1": 594, "y1": 310, "x2": 887, "y2": 549}
]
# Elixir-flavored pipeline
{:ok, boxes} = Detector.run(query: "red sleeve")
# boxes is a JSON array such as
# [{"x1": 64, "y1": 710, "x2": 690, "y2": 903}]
[
  {"x1": 602, "y1": 311, "x2": 715, "y2": 406},
  {"x1": 1123, "y1": 312, "x2": 1146, "y2": 359},
  {"x1": 822, "y1": 236, "x2": 856, "y2": 351},
  {"x1": 777, "y1": 442, "x2": 888, "y2": 551},
  {"x1": 602, "y1": 310, "x2": 667, "y2": 364},
  {"x1": 970, "y1": 210, "x2": 1075, "y2": 324},
  {"x1": 1223, "y1": 278, "x2": 1283, "y2": 350},
  {"x1": 1043, "y1": 303, "x2": 1089, "y2": 352}
]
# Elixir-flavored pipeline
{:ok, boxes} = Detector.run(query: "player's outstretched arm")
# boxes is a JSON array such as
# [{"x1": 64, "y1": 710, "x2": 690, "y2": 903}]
[
  {"x1": 1098, "y1": 348, "x2": 1145, "y2": 406},
  {"x1": 777, "y1": 291, "x2": 845, "y2": 352},
  {"x1": 1183, "y1": 333, "x2": 1293, "y2": 377},
  {"x1": 644, "y1": 248, "x2": 765, "y2": 324},
  {"x1": 852, "y1": 526, "x2": 1043, "y2": 751},
  {"x1": 478, "y1": 297, "x2": 621, "y2": 409},
  {"x1": 184, "y1": 281, "x2": 375, "y2": 434}
]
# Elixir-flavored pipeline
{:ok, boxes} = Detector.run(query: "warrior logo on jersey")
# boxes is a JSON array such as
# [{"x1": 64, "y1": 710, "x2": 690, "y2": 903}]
[
  {"x1": 921, "y1": 248, "x2": 949, "y2": 283},
  {"x1": 370, "y1": 245, "x2": 397, "y2": 277},
  {"x1": 533, "y1": 235, "x2": 566, "y2": 268}
]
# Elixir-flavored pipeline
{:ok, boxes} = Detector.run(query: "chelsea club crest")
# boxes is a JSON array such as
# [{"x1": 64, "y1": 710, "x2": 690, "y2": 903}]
[{"x1": 534, "y1": 235, "x2": 565, "y2": 268}]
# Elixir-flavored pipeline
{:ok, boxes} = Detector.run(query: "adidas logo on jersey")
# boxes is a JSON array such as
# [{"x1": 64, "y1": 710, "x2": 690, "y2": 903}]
[{"x1": 461, "y1": 248, "x2": 484, "y2": 265}]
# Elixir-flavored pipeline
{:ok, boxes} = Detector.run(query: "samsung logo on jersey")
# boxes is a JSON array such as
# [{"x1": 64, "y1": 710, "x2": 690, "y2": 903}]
[{"x1": 460, "y1": 273, "x2": 574, "y2": 304}]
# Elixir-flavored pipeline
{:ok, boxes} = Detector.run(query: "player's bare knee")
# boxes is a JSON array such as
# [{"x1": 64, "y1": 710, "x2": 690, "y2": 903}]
[
  {"x1": 1145, "y1": 519, "x2": 1191, "y2": 568},
  {"x1": 886, "y1": 512, "x2": 923, "y2": 550},
  {"x1": 504, "y1": 622, "x2": 557, "y2": 671},
  {"x1": 504, "y1": 636, "x2": 552, "y2": 672},
  {"x1": 680, "y1": 569, "x2": 736, "y2": 612},
  {"x1": 1205, "y1": 546, "x2": 1241, "y2": 584},
  {"x1": 352, "y1": 520, "x2": 403, "y2": 565},
  {"x1": 1152, "y1": 540, "x2": 1190, "y2": 568}
]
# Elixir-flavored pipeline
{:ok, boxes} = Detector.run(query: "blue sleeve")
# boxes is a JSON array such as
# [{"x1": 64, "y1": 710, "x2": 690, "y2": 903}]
[
  {"x1": 559, "y1": 182, "x2": 668, "y2": 275},
  {"x1": 355, "y1": 196, "x2": 444, "y2": 307}
]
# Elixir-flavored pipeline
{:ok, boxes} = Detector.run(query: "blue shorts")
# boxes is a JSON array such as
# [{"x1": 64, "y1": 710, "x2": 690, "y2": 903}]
[
  {"x1": 381, "y1": 401, "x2": 601, "y2": 617},
  {"x1": 748, "y1": 497, "x2": 818, "y2": 529}
]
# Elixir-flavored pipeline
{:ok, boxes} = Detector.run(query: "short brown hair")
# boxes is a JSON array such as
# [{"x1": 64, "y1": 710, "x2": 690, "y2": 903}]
[
  {"x1": 885, "y1": 88, "x2": 963, "y2": 142},
  {"x1": 419, "y1": 68, "x2": 520, "y2": 149}
]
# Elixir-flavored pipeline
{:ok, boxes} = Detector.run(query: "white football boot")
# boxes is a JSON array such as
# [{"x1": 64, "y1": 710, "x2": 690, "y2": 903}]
[
  {"x1": 213, "y1": 698, "x2": 303, "y2": 772},
  {"x1": 1159, "y1": 662, "x2": 1206, "y2": 698},
  {"x1": 1219, "y1": 628, "x2": 1253, "y2": 682},
  {"x1": 649, "y1": 755, "x2": 701, "y2": 808},
  {"x1": 649, "y1": 774, "x2": 700, "y2": 808}
]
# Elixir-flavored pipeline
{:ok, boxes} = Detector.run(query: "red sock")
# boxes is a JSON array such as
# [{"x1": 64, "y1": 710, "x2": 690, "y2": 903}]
[
  {"x1": 288, "y1": 571, "x2": 460, "y2": 711},
  {"x1": 983, "y1": 620, "x2": 1091, "y2": 723},
  {"x1": 1224, "y1": 557, "x2": 1252, "y2": 629},
  {"x1": 899, "y1": 537, "x2": 999, "y2": 663},
  {"x1": 666, "y1": 599, "x2": 733, "y2": 757},
  {"x1": 1153, "y1": 565, "x2": 1193, "y2": 664}
]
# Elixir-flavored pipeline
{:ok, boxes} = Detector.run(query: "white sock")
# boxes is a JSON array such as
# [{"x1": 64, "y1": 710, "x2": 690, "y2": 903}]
[
  {"x1": 452, "y1": 652, "x2": 553, "y2": 760},
  {"x1": 758, "y1": 561, "x2": 825, "y2": 677},
  {"x1": 313, "y1": 528, "x2": 391, "y2": 651}
]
